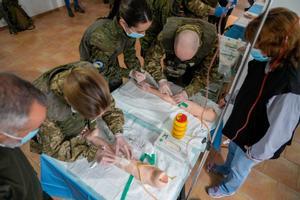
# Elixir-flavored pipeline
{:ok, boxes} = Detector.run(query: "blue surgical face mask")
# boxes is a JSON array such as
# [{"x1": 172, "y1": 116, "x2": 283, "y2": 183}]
[
  {"x1": 126, "y1": 31, "x2": 145, "y2": 39},
  {"x1": 0, "y1": 128, "x2": 39, "y2": 148},
  {"x1": 21, "y1": 129, "x2": 39, "y2": 144},
  {"x1": 251, "y1": 48, "x2": 269, "y2": 62}
]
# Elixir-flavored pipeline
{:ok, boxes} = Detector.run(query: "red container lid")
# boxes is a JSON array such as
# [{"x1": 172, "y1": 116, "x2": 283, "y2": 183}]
[{"x1": 176, "y1": 113, "x2": 187, "y2": 123}]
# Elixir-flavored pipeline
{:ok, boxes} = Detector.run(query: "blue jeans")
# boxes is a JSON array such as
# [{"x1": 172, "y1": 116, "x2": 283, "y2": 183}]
[
  {"x1": 65, "y1": 0, "x2": 79, "y2": 8},
  {"x1": 215, "y1": 141, "x2": 259, "y2": 194}
]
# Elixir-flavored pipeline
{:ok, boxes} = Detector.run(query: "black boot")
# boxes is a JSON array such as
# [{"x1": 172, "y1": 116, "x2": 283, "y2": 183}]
[
  {"x1": 74, "y1": 5, "x2": 85, "y2": 13},
  {"x1": 67, "y1": 7, "x2": 74, "y2": 17}
]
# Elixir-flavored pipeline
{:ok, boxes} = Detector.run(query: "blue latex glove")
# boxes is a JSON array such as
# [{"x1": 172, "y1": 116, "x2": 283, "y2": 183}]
[{"x1": 214, "y1": 6, "x2": 228, "y2": 17}]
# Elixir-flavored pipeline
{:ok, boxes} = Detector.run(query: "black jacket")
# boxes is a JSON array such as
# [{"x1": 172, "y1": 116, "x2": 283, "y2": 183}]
[
  {"x1": 0, "y1": 147, "x2": 43, "y2": 200},
  {"x1": 223, "y1": 60, "x2": 300, "y2": 159}
]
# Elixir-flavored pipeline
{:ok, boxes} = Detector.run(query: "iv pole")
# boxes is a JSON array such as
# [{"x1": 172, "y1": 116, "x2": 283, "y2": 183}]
[{"x1": 185, "y1": 0, "x2": 274, "y2": 199}]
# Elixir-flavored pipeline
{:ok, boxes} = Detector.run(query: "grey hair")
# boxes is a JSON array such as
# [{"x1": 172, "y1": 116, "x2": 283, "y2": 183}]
[
  {"x1": 0, "y1": 73, "x2": 47, "y2": 135},
  {"x1": 0, "y1": 114, "x2": 28, "y2": 136}
]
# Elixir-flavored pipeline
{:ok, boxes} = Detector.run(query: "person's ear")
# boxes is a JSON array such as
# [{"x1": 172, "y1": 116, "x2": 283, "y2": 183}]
[{"x1": 119, "y1": 18, "x2": 128, "y2": 31}]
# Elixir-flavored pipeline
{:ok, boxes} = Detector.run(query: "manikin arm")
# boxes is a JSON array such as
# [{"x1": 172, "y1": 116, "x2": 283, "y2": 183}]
[
  {"x1": 85, "y1": 131, "x2": 169, "y2": 188},
  {"x1": 140, "y1": 84, "x2": 217, "y2": 122},
  {"x1": 180, "y1": 100, "x2": 217, "y2": 122},
  {"x1": 114, "y1": 157, "x2": 168, "y2": 188}
]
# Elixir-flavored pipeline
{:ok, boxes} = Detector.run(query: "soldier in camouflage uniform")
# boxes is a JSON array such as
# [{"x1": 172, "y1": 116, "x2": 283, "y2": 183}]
[
  {"x1": 108, "y1": 0, "x2": 172, "y2": 56},
  {"x1": 80, "y1": 17, "x2": 141, "y2": 89},
  {"x1": 140, "y1": 0, "x2": 172, "y2": 53},
  {"x1": 144, "y1": 17, "x2": 221, "y2": 100},
  {"x1": 30, "y1": 61, "x2": 126, "y2": 162},
  {"x1": 141, "y1": 0, "x2": 224, "y2": 52},
  {"x1": 80, "y1": 0, "x2": 152, "y2": 89}
]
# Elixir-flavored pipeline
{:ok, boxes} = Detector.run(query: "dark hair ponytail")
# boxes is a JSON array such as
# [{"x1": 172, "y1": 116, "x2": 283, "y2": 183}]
[
  {"x1": 108, "y1": 0, "x2": 152, "y2": 28},
  {"x1": 107, "y1": 0, "x2": 121, "y2": 19}
]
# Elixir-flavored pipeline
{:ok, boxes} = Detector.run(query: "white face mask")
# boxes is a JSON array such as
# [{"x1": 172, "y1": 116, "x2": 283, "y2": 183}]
[{"x1": 0, "y1": 129, "x2": 39, "y2": 148}]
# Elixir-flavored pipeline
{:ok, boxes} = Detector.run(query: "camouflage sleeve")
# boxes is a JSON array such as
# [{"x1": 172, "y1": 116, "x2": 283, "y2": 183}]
[
  {"x1": 89, "y1": 30, "x2": 116, "y2": 65},
  {"x1": 144, "y1": 40, "x2": 166, "y2": 82},
  {"x1": 185, "y1": 0, "x2": 213, "y2": 18},
  {"x1": 38, "y1": 119, "x2": 98, "y2": 162},
  {"x1": 102, "y1": 95, "x2": 124, "y2": 134},
  {"x1": 123, "y1": 41, "x2": 141, "y2": 71},
  {"x1": 160, "y1": 0, "x2": 171, "y2": 27},
  {"x1": 185, "y1": 39, "x2": 219, "y2": 97}
]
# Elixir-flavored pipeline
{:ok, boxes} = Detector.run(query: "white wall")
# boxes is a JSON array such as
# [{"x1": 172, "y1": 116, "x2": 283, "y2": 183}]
[
  {"x1": 271, "y1": 0, "x2": 300, "y2": 15},
  {"x1": 19, "y1": 0, "x2": 65, "y2": 17},
  {"x1": 0, "y1": 0, "x2": 65, "y2": 27}
]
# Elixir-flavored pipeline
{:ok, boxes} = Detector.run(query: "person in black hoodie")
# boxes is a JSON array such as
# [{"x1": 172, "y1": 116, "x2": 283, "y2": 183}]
[
  {"x1": 0, "y1": 73, "x2": 49, "y2": 200},
  {"x1": 207, "y1": 7, "x2": 300, "y2": 198}
]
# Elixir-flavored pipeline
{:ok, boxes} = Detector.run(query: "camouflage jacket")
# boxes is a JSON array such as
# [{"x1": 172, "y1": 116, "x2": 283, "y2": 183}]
[
  {"x1": 184, "y1": 0, "x2": 214, "y2": 19},
  {"x1": 145, "y1": 17, "x2": 220, "y2": 97},
  {"x1": 141, "y1": 0, "x2": 172, "y2": 52},
  {"x1": 79, "y1": 17, "x2": 141, "y2": 80},
  {"x1": 172, "y1": 0, "x2": 218, "y2": 19},
  {"x1": 30, "y1": 61, "x2": 124, "y2": 162}
]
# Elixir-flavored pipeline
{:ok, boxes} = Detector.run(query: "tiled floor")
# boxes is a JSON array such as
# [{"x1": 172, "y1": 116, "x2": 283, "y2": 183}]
[
  {"x1": 0, "y1": 0, "x2": 109, "y2": 82},
  {"x1": 0, "y1": 0, "x2": 299, "y2": 199}
]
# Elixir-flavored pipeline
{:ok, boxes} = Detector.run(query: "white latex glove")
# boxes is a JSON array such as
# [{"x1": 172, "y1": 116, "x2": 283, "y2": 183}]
[
  {"x1": 83, "y1": 128, "x2": 111, "y2": 147},
  {"x1": 97, "y1": 148, "x2": 118, "y2": 164},
  {"x1": 115, "y1": 134, "x2": 132, "y2": 159},
  {"x1": 161, "y1": 94, "x2": 177, "y2": 105},
  {"x1": 137, "y1": 81, "x2": 152, "y2": 91},
  {"x1": 129, "y1": 70, "x2": 146, "y2": 83},
  {"x1": 82, "y1": 128, "x2": 116, "y2": 164},
  {"x1": 158, "y1": 79, "x2": 173, "y2": 96},
  {"x1": 173, "y1": 90, "x2": 188, "y2": 104}
]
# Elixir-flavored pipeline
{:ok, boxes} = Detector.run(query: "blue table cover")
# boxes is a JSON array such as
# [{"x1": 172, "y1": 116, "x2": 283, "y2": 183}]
[
  {"x1": 224, "y1": 3, "x2": 264, "y2": 39},
  {"x1": 41, "y1": 154, "x2": 104, "y2": 200}
]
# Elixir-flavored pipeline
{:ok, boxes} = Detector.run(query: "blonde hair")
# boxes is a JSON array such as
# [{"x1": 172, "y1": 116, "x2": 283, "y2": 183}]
[
  {"x1": 245, "y1": 7, "x2": 300, "y2": 68},
  {"x1": 63, "y1": 66, "x2": 111, "y2": 119}
]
